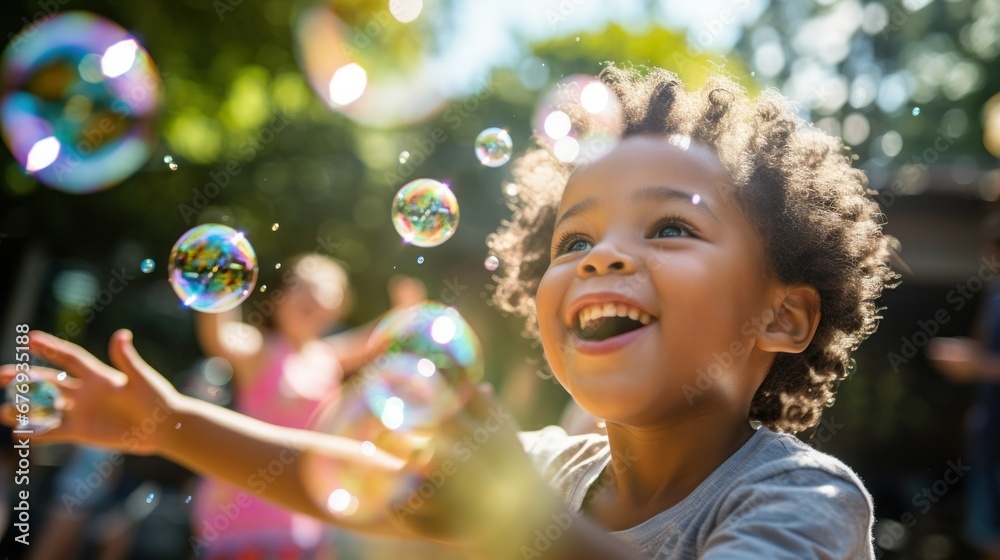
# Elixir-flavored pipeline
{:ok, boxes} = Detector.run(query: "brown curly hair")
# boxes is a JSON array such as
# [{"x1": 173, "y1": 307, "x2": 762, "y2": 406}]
[{"x1": 487, "y1": 64, "x2": 898, "y2": 434}]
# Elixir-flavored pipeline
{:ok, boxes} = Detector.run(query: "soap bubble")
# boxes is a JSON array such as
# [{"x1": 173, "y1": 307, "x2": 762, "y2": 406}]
[
  {"x1": 474, "y1": 127, "x2": 512, "y2": 167},
  {"x1": 361, "y1": 302, "x2": 483, "y2": 431},
  {"x1": 140, "y1": 258, "x2": 155, "y2": 274},
  {"x1": 533, "y1": 74, "x2": 622, "y2": 164},
  {"x1": 0, "y1": 12, "x2": 162, "y2": 193},
  {"x1": 912, "y1": 107, "x2": 920, "y2": 117},
  {"x1": 484, "y1": 255, "x2": 499, "y2": 271},
  {"x1": 391, "y1": 179, "x2": 459, "y2": 247},
  {"x1": 5, "y1": 377, "x2": 62, "y2": 433},
  {"x1": 301, "y1": 385, "x2": 431, "y2": 524},
  {"x1": 417, "y1": 256, "x2": 424, "y2": 264},
  {"x1": 167, "y1": 224, "x2": 258, "y2": 313},
  {"x1": 398, "y1": 151, "x2": 410, "y2": 164},
  {"x1": 293, "y1": 2, "x2": 449, "y2": 127}
]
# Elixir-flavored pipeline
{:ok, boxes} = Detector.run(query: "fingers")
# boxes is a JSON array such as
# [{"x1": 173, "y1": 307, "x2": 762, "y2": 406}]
[
  {"x1": 28, "y1": 331, "x2": 110, "y2": 382},
  {"x1": 108, "y1": 329, "x2": 151, "y2": 381}
]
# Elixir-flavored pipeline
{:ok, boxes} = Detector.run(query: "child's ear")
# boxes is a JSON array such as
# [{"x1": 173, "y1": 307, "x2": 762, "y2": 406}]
[{"x1": 756, "y1": 285, "x2": 821, "y2": 354}]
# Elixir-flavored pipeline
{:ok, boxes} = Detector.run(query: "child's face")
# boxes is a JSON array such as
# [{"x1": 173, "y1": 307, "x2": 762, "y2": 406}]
[
  {"x1": 536, "y1": 135, "x2": 778, "y2": 427},
  {"x1": 273, "y1": 262, "x2": 346, "y2": 341}
]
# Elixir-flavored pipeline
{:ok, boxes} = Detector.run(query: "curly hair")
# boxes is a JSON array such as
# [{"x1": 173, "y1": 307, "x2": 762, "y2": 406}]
[{"x1": 487, "y1": 64, "x2": 898, "y2": 434}]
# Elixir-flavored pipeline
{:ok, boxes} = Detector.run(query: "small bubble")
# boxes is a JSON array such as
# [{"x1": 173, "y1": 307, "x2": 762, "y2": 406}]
[
  {"x1": 575, "y1": 37, "x2": 580, "y2": 42},
  {"x1": 417, "y1": 256, "x2": 424, "y2": 264},
  {"x1": 271, "y1": 223, "x2": 279, "y2": 231},
  {"x1": 146, "y1": 493, "x2": 155, "y2": 504},
  {"x1": 399, "y1": 151, "x2": 410, "y2": 164},
  {"x1": 260, "y1": 285, "x2": 267, "y2": 293},
  {"x1": 57, "y1": 372, "x2": 67, "y2": 381},
  {"x1": 164, "y1": 155, "x2": 173, "y2": 164},
  {"x1": 175, "y1": 423, "x2": 181, "y2": 429},
  {"x1": 360, "y1": 441, "x2": 376, "y2": 456},
  {"x1": 275, "y1": 263, "x2": 281, "y2": 269},
  {"x1": 185, "y1": 495, "x2": 192, "y2": 504},
  {"x1": 168, "y1": 162, "x2": 178, "y2": 171},
  {"x1": 912, "y1": 107, "x2": 920, "y2": 116},
  {"x1": 750, "y1": 71, "x2": 755, "y2": 77},
  {"x1": 140, "y1": 258, "x2": 155, "y2": 274},
  {"x1": 484, "y1": 256, "x2": 499, "y2": 271}
]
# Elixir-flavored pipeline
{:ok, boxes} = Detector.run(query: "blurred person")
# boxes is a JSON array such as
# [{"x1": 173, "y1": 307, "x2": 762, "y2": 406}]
[
  {"x1": 190, "y1": 254, "x2": 425, "y2": 560},
  {"x1": 927, "y1": 212, "x2": 1000, "y2": 560}
]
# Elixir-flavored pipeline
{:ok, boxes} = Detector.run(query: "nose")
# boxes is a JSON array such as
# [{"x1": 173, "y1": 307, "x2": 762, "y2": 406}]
[{"x1": 577, "y1": 238, "x2": 637, "y2": 277}]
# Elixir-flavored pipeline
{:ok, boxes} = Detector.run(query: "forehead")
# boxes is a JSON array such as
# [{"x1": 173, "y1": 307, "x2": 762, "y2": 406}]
[{"x1": 560, "y1": 135, "x2": 733, "y2": 208}]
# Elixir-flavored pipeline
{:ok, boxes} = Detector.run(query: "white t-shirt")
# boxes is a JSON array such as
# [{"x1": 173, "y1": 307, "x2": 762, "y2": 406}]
[{"x1": 519, "y1": 424, "x2": 875, "y2": 559}]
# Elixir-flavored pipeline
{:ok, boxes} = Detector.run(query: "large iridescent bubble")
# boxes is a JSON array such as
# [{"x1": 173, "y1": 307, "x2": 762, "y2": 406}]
[
  {"x1": 362, "y1": 302, "x2": 483, "y2": 431},
  {"x1": 167, "y1": 224, "x2": 258, "y2": 313},
  {"x1": 301, "y1": 302, "x2": 482, "y2": 525},
  {"x1": 532, "y1": 74, "x2": 622, "y2": 165},
  {"x1": 5, "y1": 377, "x2": 62, "y2": 433},
  {"x1": 301, "y1": 385, "x2": 431, "y2": 525},
  {"x1": 293, "y1": 0, "x2": 450, "y2": 127},
  {"x1": 391, "y1": 179, "x2": 459, "y2": 247},
  {"x1": 0, "y1": 12, "x2": 161, "y2": 193}
]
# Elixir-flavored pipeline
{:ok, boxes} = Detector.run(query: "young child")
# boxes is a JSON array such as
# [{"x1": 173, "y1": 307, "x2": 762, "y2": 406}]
[{"x1": 2, "y1": 64, "x2": 896, "y2": 559}]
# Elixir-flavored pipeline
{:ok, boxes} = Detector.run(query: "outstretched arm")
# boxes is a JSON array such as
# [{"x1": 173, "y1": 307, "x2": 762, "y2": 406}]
[
  {"x1": 1, "y1": 331, "x2": 649, "y2": 559},
  {"x1": 0, "y1": 331, "x2": 400, "y2": 535}
]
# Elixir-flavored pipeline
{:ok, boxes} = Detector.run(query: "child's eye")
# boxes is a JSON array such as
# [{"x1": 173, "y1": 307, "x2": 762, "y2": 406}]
[
  {"x1": 553, "y1": 233, "x2": 592, "y2": 256},
  {"x1": 650, "y1": 216, "x2": 695, "y2": 239}
]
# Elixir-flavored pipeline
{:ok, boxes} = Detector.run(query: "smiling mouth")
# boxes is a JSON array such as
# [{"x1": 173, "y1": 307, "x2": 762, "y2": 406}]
[
  {"x1": 572, "y1": 301, "x2": 656, "y2": 342},
  {"x1": 574, "y1": 315, "x2": 652, "y2": 342}
]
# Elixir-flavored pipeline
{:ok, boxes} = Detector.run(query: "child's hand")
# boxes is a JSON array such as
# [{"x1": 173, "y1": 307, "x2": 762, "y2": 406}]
[
  {"x1": 926, "y1": 336, "x2": 980, "y2": 382},
  {"x1": 387, "y1": 275, "x2": 428, "y2": 309},
  {"x1": 389, "y1": 385, "x2": 562, "y2": 555},
  {"x1": 0, "y1": 330, "x2": 181, "y2": 455}
]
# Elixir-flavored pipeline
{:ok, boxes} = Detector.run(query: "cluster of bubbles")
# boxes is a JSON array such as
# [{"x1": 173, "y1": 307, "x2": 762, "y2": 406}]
[
  {"x1": 0, "y1": 12, "x2": 162, "y2": 193},
  {"x1": 6, "y1": 378, "x2": 62, "y2": 433},
  {"x1": 532, "y1": 74, "x2": 622, "y2": 164},
  {"x1": 302, "y1": 302, "x2": 483, "y2": 521},
  {"x1": 391, "y1": 178, "x2": 459, "y2": 247},
  {"x1": 164, "y1": 155, "x2": 178, "y2": 171},
  {"x1": 167, "y1": 224, "x2": 259, "y2": 313}
]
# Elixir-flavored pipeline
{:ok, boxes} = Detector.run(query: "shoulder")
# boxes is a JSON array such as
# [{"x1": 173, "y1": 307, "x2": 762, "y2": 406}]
[
  {"x1": 705, "y1": 427, "x2": 874, "y2": 558},
  {"x1": 518, "y1": 426, "x2": 610, "y2": 500}
]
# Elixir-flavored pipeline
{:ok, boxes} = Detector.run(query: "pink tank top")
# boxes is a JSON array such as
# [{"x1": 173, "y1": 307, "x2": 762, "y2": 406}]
[{"x1": 192, "y1": 335, "x2": 343, "y2": 553}]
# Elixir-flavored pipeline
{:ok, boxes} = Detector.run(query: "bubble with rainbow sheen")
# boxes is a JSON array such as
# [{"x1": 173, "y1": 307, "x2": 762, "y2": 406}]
[
  {"x1": 167, "y1": 224, "x2": 258, "y2": 313},
  {"x1": 532, "y1": 74, "x2": 622, "y2": 165},
  {"x1": 5, "y1": 377, "x2": 62, "y2": 433},
  {"x1": 0, "y1": 11, "x2": 161, "y2": 194},
  {"x1": 301, "y1": 385, "x2": 431, "y2": 524},
  {"x1": 391, "y1": 179, "x2": 459, "y2": 248},
  {"x1": 361, "y1": 302, "x2": 483, "y2": 431},
  {"x1": 474, "y1": 127, "x2": 512, "y2": 167}
]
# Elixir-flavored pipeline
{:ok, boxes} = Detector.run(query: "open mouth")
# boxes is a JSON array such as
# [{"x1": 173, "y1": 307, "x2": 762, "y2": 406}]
[{"x1": 574, "y1": 303, "x2": 654, "y2": 342}]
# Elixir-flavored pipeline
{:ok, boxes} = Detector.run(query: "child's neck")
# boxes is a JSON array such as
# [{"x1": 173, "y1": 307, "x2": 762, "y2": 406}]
[{"x1": 587, "y1": 411, "x2": 756, "y2": 531}]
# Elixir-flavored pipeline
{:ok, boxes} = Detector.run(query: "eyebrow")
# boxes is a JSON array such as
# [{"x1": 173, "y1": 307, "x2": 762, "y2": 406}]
[{"x1": 554, "y1": 185, "x2": 719, "y2": 230}]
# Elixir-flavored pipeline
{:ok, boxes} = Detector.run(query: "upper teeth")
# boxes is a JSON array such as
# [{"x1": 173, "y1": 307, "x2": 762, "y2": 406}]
[{"x1": 577, "y1": 303, "x2": 652, "y2": 330}]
